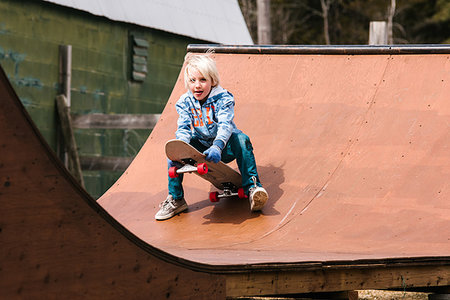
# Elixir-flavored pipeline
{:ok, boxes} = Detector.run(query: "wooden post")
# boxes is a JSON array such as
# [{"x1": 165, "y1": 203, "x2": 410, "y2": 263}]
[
  {"x1": 56, "y1": 95, "x2": 84, "y2": 187},
  {"x1": 369, "y1": 21, "x2": 388, "y2": 45},
  {"x1": 59, "y1": 45, "x2": 72, "y2": 105},
  {"x1": 58, "y1": 45, "x2": 72, "y2": 165}
]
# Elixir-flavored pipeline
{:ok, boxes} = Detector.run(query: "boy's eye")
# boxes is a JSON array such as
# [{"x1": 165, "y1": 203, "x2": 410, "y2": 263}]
[
  {"x1": 190, "y1": 78, "x2": 195, "y2": 83},
  {"x1": 200, "y1": 78, "x2": 207, "y2": 82}
]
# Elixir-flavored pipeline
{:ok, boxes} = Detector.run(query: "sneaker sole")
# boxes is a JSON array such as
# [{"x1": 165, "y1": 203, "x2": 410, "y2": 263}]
[
  {"x1": 251, "y1": 190, "x2": 268, "y2": 211},
  {"x1": 155, "y1": 204, "x2": 188, "y2": 221}
]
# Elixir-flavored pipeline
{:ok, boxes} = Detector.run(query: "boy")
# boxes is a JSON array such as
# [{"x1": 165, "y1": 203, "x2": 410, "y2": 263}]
[{"x1": 155, "y1": 53, "x2": 268, "y2": 221}]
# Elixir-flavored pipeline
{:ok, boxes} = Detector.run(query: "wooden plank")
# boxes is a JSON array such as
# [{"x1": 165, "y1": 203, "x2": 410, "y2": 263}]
[
  {"x1": 80, "y1": 156, "x2": 133, "y2": 171},
  {"x1": 133, "y1": 46, "x2": 148, "y2": 57},
  {"x1": 225, "y1": 265, "x2": 450, "y2": 297},
  {"x1": 71, "y1": 113, "x2": 160, "y2": 129},
  {"x1": 133, "y1": 55, "x2": 147, "y2": 64},
  {"x1": 132, "y1": 71, "x2": 146, "y2": 82},
  {"x1": 55, "y1": 95, "x2": 84, "y2": 186},
  {"x1": 133, "y1": 63, "x2": 148, "y2": 73},
  {"x1": 133, "y1": 37, "x2": 149, "y2": 48}
]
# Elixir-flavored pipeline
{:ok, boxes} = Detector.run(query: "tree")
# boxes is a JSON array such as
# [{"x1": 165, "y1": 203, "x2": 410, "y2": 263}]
[
  {"x1": 320, "y1": 0, "x2": 333, "y2": 44},
  {"x1": 257, "y1": 0, "x2": 272, "y2": 44},
  {"x1": 387, "y1": 0, "x2": 396, "y2": 44},
  {"x1": 432, "y1": 0, "x2": 450, "y2": 43},
  {"x1": 239, "y1": 0, "x2": 258, "y2": 43},
  {"x1": 394, "y1": 0, "x2": 450, "y2": 43},
  {"x1": 271, "y1": 0, "x2": 318, "y2": 44},
  {"x1": 238, "y1": 0, "x2": 450, "y2": 45}
]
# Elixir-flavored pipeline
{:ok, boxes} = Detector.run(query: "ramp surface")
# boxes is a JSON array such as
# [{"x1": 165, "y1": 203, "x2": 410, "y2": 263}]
[
  {"x1": 1, "y1": 45, "x2": 449, "y2": 298},
  {"x1": 99, "y1": 47, "x2": 450, "y2": 266}
]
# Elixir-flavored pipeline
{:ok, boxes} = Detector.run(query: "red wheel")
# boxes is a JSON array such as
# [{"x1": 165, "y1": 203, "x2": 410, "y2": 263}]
[
  {"x1": 168, "y1": 166, "x2": 179, "y2": 178},
  {"x1": 209, "y1": 192, "x2": 219, "y2": 202},
  {"x1": 238, "y1": 188, "x2": 247, "y2": 199},
  {"x1": 197, "y1": 163, "x2": 208, "y2": 175}
]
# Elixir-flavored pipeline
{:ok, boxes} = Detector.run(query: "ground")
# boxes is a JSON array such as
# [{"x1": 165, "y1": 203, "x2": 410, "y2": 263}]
[
  {"x1": 233, "y1": 290, "x2": 430, "y2": 299},
  {"x1": 358, "y1": 290, "x2": 429, "y2": 299}
]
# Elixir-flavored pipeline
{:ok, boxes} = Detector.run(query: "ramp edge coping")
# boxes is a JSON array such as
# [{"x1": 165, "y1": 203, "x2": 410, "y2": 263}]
[{"x1": 188, "y1": 44, "x2": 450, "y2": 55}]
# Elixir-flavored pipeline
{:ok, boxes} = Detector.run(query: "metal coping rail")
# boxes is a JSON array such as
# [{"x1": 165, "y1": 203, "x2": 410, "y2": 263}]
[{"x1": 188, "y1": 44, "x2": 450, "y2": 55}]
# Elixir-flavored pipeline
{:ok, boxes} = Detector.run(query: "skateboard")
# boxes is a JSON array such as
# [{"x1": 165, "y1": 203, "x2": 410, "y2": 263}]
[{"x1": 165, "y1": 139, "x2": 247, "y2": 202}]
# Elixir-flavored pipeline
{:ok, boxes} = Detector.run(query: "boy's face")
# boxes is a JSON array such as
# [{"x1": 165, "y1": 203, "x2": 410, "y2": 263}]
[{"x1": 187, "y1": 68, "x2": 212, "y2": 101}]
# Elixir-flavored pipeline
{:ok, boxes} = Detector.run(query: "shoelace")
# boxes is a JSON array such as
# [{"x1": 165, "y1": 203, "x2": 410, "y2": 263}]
[
  {"x1": 160, "y1": 197, "x2": 176, "y2": 209},
  {"x1": 251, "y1": 176, "x2": 258, "y2": 187},
  {"x1": 249, "y1": 176, "x2": 258, "y2": 194}
]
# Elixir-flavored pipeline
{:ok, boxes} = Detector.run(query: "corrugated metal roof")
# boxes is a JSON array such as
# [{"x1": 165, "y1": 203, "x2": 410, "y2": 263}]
[{"x1": 42, "y1": 0, "x2": 253, "y2": 45}]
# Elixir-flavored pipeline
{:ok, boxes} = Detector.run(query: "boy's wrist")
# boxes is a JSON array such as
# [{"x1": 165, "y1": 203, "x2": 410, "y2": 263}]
[{"x1": 213, "y1": 140, "x2": 225, "y2": 150}]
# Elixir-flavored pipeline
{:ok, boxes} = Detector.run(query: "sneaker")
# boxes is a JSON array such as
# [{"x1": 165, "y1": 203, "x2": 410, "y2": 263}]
[
  {"x1": 249, "y1": 186, "x2": 268, "y2": 211},
  {"x1": 155, "y1": 195, "x2": 188, "y2": 221}
]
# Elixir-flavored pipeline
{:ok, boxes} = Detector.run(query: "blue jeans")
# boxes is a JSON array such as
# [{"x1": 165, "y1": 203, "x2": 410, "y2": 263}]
[{"x1": 168, "y1": 132, "x2": 262, "y2": 200}]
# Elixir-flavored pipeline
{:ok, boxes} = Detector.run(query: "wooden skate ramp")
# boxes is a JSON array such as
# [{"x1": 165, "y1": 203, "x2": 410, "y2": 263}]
[
  {"x1": 0, "y1": 64, "x2": 224, "y2": 298},
  {"x1": 2, "y1": 45, "x2": 450, "y2": 298},
  {"x1": 100, "y1": 46, "x2": 450, "y2": 263}
]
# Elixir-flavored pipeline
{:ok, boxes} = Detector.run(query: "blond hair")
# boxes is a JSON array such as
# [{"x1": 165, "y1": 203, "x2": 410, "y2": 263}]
[{"x1": 183, "y1": 51, "x2": 220, "y2": 89}]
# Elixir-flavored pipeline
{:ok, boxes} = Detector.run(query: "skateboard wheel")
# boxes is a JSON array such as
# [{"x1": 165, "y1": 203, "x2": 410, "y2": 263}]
[
  {"x1": 209, "y1": 192, "x2": 219, "y2": 202},
  {"x1": 168, "y1": 166, "x2": 179, "y2": 178},
  {"x1": 197, "y1": 163, "x2": 208, "y2": 175},
  {"x1": 238, "y1": 188, "x2": 246, "y2": 199}
]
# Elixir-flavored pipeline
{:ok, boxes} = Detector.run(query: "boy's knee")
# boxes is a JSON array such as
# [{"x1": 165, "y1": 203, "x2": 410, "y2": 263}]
[{"x1": 231, "y1": 133, "x2": 253, "y2": 151}]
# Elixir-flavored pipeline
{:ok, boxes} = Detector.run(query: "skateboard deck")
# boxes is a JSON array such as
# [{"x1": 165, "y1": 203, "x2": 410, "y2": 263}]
[{"x1": 165, "y1": 139, "x2": 245, "y2": 201}]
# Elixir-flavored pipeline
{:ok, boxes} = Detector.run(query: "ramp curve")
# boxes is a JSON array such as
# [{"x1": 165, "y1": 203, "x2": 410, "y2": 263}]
[
  {"x1": 0, "y1": 65, "x2": 224, "y2": 298},
  {"x1": 100, "y1": 46, "x2": 450, "y2": 266}
]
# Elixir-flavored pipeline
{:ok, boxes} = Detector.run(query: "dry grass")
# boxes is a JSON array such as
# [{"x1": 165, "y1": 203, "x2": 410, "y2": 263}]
[
  {"x1": 232, "y1": 290, "x2": 431, "y2": 299},
  {"x1": 357, "y1": 290, "x2": 429, "y2": 300}
]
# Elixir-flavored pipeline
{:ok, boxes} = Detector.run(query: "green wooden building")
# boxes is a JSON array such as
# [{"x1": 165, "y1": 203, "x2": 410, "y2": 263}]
[{"x1": 0, "y1": 0, "x2": 252, "y2": 197}]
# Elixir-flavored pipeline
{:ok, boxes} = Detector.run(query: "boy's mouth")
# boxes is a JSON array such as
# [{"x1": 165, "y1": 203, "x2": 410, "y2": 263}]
[{"x1": 194, "y1": 90, "x2": 203, "y2": 97}]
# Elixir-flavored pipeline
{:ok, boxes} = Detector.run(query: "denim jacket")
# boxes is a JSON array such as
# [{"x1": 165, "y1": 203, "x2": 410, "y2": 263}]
[{"x1": 175, "y1": 85, "x2": 240, "y2": 148}]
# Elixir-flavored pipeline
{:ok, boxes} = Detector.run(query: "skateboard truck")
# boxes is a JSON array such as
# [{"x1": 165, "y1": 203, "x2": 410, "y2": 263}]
[
  {"x1": 168, "y1": 159, "x2": 208, "y2": 178},
  {"x1": 209, "y1": 183, "x2": 247, "y2": 202}
]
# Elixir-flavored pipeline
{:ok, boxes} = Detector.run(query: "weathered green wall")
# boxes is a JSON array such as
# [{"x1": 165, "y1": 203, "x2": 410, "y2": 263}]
[{"x1": 0, "y1": 0, "x2": 202, "y2": 197}]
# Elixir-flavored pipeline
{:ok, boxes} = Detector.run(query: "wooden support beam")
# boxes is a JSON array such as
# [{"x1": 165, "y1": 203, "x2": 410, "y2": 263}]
[
  {"x1": 225, "y1": 265, "x2": 450, "y2": 298},
  {"x1": 56, "y1": 95, "x2": 84, "y2": 187},
  {"x1": 71, "y1": 113, "x2": 159, "y2": 172},
  {"x1": 71, "y1": 113, "x2": 160, "y2": 129}
]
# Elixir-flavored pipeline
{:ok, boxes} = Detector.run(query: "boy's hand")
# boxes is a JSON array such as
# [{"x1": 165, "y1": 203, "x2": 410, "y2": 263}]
[{"x1": 203, "y1": 145, "x2": 222, "y2": 163}]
